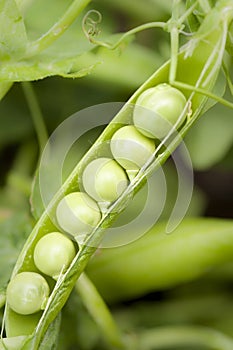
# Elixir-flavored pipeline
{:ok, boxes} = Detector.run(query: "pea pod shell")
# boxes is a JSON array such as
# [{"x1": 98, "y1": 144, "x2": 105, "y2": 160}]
[{"x1": 87, "y1": 218, "x2": 233, "y2": 303}]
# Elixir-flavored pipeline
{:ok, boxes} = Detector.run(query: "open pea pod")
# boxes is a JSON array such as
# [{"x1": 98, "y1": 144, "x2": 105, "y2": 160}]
[
  {"x1": 0, "y1": 336, "x2": 28, "y2": 350},
  {"x1": 0, "y1": 313, "x2": 61, "y2": 350},
  {"x1": 3, "y1": 1, "x2": 233, "y2": 348}
]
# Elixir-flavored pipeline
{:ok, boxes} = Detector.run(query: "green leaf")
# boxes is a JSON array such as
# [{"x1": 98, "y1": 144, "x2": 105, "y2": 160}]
[
  {"x1": 0, "y1": 0, "x2": 100, "y2": 82},
  {"x1": 0, "y1": 0, "x2": 27, "y2": 59},
  {"x1": 24, "y1": 0, "x2": 85, "y2": 42},
  {"x1": 0, "y1": 54, "x2": 99, "y2": 82}
]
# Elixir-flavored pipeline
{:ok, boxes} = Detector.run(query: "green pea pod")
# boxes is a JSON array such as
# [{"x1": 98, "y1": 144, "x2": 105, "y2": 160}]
[
  {"x1": 0, "y1": 336, "x2": 27, "y2": 350},
  {"x1": 86, "y1": 218, "x2": 233, "y2": 303},
  {"x1": 3, "y1": 1, "x2": 233, "y2": 348},
  {"x1": 0, "y1": 314, "x2": 60, "y2": 350}
]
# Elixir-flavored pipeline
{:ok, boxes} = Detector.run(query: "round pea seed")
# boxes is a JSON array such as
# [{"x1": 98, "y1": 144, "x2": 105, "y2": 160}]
[
  {"x1": 133, "y1": 83, "x2": 187, "y2": 139},
  {"x1": 34, "y1": 232, "x2": 76, "y2": 279},
  {"x1": 6, "y1": 272, "x2": 50, "y2": 315},
  {"x1": 82, "y1": 157, "x2": 129, "y2": 203},
  {"x1": 110, "y1": 125, "x2": 155, "y2": 170},
  {"x1": 56, "y1": 192, "x2": 101, "y2": 237}
]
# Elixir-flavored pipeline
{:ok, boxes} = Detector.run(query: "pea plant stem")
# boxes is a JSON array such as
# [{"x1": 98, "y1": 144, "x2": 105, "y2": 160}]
[
  {"x1": 172, "y1": 80, "x2": 233, "y2": 109},
  {"x1": 21, "y1": 82, "x2": 48, "y2": 154},
  {"x1": 82, "y1": 0, "x2": 198, "y2": 53},
  {"x1": 167, "y1": 0, "x2": 196, "y2": 83},
  {"x1": 25, "y1": 0, "x2": 92, "y2": 57},
  {"x1": 176, "y1": 1, "x2": 198, "y2": 27},
  {"x1": 137, "y1": 326, "x2": 233, "y2": 350},
  {"x1": 75, "y1": 273, "x2": 125, "y2": 349},
  {"x1": 169, "y1": 27, "x2": 179, "y2": 83},
  {"x1": 82, "y1": 13, "x2": 166, "y2": 48},
  {"x1": 171, "y1": 0, "x2": 181, "y2": 20}
]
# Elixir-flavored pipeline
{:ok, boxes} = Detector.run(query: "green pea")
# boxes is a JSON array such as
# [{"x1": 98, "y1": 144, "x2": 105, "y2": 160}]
[
  {"x1": 56, "y1": 192, "x2": 102, "y2": 237},
  {"x1": 82, "y1": 157, "x2": 129, "y2": 203},
  {"x1": 110, "y1": 125, "x2": 155, "y2": 171},
  {"x1": 6, "y1": 272, "x2": 50, "y2": 315},
  {"x1": 34, "y1": 232, "x2": 76, "y2": 279},
  {"x1": 133, "y1": 83, "x2": 187, "y2": 139}
]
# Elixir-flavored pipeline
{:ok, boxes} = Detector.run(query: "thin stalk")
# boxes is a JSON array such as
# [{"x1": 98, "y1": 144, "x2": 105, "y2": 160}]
[
  {"x1": 169, "y1": 27, "x2": 179, "y2": 82},
  {"x1": 21, "y1": 82, "x2": 48, "y2": 154},
  {"x1": 82, "y1": 12, "x2": 166, "y2": 49},
  {"x1": 177, "y1": 0, "x2": 198, "y2": 25},
  {"x1": 75, "y1": 273, "x2": 125, "y2": 349},
  {"x1": 168, "y1": 0, "x2": 181, "y2": 83},
  {"x1": 173, "y1": 80, "x2": 233, "y2": 109},
  {"x1": 25, "y1": 0, "x2": 91, "y2": 57},
  {"x1": 82, "y1": 0, "x2": 197, "y2": 54},
  {"x1": 167, "y1": 0, "x2": 203, "y2": 83},
  {"x1": 172, "y1": 0, "x2": 181, "y2": 20}
]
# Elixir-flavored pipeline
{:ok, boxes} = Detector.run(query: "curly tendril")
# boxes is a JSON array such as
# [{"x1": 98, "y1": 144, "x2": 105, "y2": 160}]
[
  {"x1": 82, "y1": 10, "x2": 102, "y2": 42},
  {"x1": 81, "y1": 2, "x2": 197, "y2": 51}
]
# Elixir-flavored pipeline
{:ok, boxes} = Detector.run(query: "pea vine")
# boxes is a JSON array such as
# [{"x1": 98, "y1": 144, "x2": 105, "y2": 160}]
[{"x1": 0, "y1": 0, "x2": 233, "y2": 349}]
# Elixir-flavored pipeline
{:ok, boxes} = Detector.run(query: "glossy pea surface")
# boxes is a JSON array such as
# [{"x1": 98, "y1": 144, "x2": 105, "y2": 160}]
[
  {"x1": 34, "y1": 232, "x2": 76, "y2": 279},
  {"x1": 56, "y1": 192, "x2": 101, "y2": 236},
  {"x1": 82, "y1": 157, "x2": 129, "y2": 202},
  {"x1": 110, "y1": 125, "x2": 155, "y2": 170},
  {"x1": 133, "y1": 83, "x2": 187, "y2": 139},
  {"x1": 6, "y1": 272, "x2": 50, "y2": 315}
]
